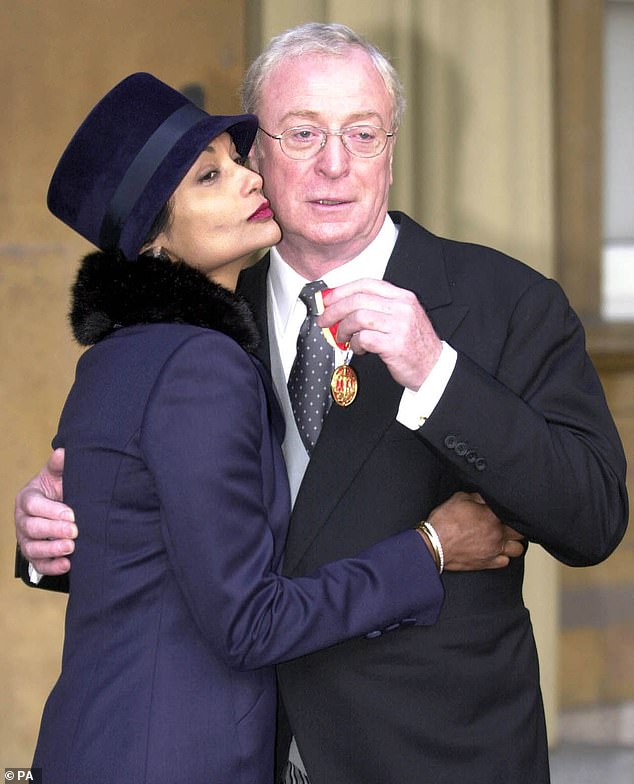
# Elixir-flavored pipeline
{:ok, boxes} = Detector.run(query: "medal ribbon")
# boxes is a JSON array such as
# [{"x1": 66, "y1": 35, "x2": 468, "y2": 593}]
[{"x1": 315, "y1": 288, "x2": 358, "y2": 407}]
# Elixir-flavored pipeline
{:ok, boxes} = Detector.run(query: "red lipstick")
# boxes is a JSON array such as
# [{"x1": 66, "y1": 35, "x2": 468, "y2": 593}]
[{"x1": 248, "y1": 200, "x2": 274, "y2": 221}]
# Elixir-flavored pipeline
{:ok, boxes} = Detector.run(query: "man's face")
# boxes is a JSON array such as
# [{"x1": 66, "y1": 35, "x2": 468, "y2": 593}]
[{"x1": 255, "y1": 48, "x2": 395, "y2": 273}]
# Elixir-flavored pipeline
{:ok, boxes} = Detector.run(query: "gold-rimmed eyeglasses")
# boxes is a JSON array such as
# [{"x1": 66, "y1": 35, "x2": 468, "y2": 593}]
[{"x1": 259, "y1": 125, "x2": 395, "y2": 160}]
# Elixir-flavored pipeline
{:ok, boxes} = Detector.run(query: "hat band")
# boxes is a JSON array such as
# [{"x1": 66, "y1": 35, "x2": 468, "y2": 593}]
[{"x1": 99, "y1": 101, "x2": 208, "y2": 251}]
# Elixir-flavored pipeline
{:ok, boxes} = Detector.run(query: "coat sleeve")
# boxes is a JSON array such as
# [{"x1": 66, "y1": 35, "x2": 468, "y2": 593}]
[
  {"x1": 141, "y1": 331, "x2": 443, "y2": 670},
  {"x1": 421, "y1": 276, "x2": 628, "y2": 566}
]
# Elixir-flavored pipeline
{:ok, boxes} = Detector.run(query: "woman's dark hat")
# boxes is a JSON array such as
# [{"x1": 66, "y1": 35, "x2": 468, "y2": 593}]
[{"x1": 47, "y1": 72, "x2": 259, "y2": 260}]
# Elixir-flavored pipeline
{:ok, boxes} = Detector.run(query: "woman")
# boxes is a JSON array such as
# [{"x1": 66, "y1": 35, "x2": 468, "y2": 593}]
[{"x1": 32, "y1": 73, "x2": 443, "y2": 783}]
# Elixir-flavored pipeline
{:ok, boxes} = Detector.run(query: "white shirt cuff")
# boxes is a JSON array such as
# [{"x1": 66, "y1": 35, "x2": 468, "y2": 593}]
[
  {"x1": 396, "y1": 342, "x2": 457, "y2": 430},
  {"x1": 28, "y1": 563, "x2": 43, "y2": 585}
]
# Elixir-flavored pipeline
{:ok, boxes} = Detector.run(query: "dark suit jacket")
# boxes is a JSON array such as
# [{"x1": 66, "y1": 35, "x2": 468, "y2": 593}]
[
  {"x1": 238, "y1": 211, "x2": 628, "y2": 784},
  {"x1": 32, "y1": 312, "x2": 443, "y2": 783}
]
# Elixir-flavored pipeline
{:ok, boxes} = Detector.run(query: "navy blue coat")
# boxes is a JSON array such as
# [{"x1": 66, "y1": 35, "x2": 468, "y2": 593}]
[{"x1": 32, "y1": 254, "x2": 443, "y2": 784}]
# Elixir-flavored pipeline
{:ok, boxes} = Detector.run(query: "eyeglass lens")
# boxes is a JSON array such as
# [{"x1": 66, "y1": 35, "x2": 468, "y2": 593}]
[{"x1": 280, "y1": 126, "x2": 389, "y2": 158}]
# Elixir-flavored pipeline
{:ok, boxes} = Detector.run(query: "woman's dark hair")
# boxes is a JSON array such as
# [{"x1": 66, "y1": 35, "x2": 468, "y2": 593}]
[{"x1": 143, "y1": 198, "x2": 174, "y2": 249}]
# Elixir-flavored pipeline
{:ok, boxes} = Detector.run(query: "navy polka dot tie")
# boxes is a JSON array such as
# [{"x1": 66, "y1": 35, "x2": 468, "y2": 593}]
[{"x1": 287, "y1": 280, "x2": 335, "y2": 455}]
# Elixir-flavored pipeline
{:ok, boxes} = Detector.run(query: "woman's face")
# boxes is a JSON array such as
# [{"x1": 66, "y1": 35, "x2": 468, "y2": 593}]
[{"x1": 152, "y1": 132, "x2": 281, "y2": 289}]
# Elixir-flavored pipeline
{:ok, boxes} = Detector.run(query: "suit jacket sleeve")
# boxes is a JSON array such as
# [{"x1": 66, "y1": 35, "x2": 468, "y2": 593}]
[
  {"x1": 141, "y1": 331, "x2": 443, "y2": 670},
  {"x1": 421, "y1": 276, "x2": 627, "y2": 566}
]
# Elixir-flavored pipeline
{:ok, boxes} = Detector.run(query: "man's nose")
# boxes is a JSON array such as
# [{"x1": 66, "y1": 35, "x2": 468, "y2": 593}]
[{"x1": 315, "y1": 133, "x2": 350, "y2": 177}]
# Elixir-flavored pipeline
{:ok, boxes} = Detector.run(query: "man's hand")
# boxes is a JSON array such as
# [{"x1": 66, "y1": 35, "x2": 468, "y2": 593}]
[
  {"x1": 427, "y1": 492, "x2": 525, "y2": 571},
  {"x1": 14, "y1": 448, "x2": 76, "y2": 576},
  {"x1": 318, "y1": 279, "x2": 442, "y2": 390}
]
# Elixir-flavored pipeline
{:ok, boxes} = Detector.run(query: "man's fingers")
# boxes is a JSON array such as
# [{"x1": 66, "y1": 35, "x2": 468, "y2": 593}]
[
  {"x1": 323, "y1": 278, "x2": 399, "y2": 304},
  {"x1": 30, "y1": 556, "x2": 73, "y2": 577},
  {"x1": 17, "y1": 512, "x2": 77, "y2": 543},
  {"x1": 20, "y1": 534, "x2": 75, "y2": 561},
  {"x1": 46, "y1": 447, "x2": 66, "y2": 470},
  {"x1": 502, "y1": 524, "x2": 524, "y2": 541},
  {"x1": 319, "y1": 281, "x2": 409, "y2": 329},
  {"x1": 20, "y1": 494, "x2": 75, "y2": 524},
  {"x1": 489, "y1": 554, "x2": 511, "y2": 570},
  {"x1": 502, "y1": 539, "x2": 525, "y2": 559}
]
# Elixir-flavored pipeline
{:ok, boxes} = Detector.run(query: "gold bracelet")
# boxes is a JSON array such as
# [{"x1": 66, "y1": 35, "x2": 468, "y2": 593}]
[
  {"x1": 417, "y1": 525, "x2": 440, "y2": 571},
  {"x1": 416, "y1": 521, "x2": 444, "y2": 574}
]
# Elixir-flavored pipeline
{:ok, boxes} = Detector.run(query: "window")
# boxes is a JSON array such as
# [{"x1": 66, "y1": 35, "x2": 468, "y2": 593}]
[
  {"x1": 554, "y1": 0, "x2": 634, "y2": 362},
  {"x1": 602, "y1": 0, "x2": 634, "y2": 321}
]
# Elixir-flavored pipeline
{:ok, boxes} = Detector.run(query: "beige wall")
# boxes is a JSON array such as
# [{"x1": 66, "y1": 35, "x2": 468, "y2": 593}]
[{"x1": 0, "y1": 0, "x2": 246, "y2": 762}]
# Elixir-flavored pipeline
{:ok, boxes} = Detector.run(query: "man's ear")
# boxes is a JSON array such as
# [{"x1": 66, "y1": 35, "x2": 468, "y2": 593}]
[{"x1": 388, "y1": 129, "x2": 398, "y2": 185}]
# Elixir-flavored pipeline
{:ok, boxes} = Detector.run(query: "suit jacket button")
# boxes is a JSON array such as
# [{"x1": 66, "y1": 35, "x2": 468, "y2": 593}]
[
  {"x1": 444, "y1": 435, "x2": 457, "y2": 449},
  {"x1": 365, "y1": 630, "x2": 383, "y2": 639},
  {"x1": 384, "y1": 623, "x2": 401, "y2": 632},
  {"x1": 401, "y1": 618, "x2": 417, "y2": 627},
  {"x1": 455, "y1": 441, "x2": 468, "y2": 456},
  {"x1": 475, "y1": 457, "x2": 488, "y2": 471},
  {"x1": 465, "y1": 450, "x2": 477, "y2": 464}
]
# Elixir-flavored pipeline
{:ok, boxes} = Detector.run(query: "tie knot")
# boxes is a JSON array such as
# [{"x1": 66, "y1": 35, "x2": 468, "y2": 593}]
[{"x1": 299, "y1": 280, "x2": 327, "y2": 315}]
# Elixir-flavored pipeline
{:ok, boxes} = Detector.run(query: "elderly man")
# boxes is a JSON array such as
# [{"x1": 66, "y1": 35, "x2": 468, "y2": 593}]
[{"x1": 15, "y1": 22, "x2": 627, "y2": 784}]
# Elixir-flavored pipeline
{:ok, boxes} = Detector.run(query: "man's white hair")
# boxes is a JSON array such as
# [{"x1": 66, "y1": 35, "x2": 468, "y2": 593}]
[{"x1": 241, "y1": 21, "x2": 406, "y2": 130}]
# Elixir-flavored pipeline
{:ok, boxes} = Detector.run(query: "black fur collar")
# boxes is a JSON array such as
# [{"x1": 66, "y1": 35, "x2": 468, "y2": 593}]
[{"x1": 70, "y1": 249, "x2": 260, "y2": 352}]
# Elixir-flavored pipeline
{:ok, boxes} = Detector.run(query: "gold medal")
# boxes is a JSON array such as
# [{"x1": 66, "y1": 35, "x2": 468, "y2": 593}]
[{"x1": 331, "y1": 364, "x2": 358, "y2": 406}]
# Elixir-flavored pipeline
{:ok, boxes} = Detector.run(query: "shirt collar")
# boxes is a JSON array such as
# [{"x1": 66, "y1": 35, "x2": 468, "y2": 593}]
[{"x1": 268, "y1": 214, "x2": 399, "y2": 331}]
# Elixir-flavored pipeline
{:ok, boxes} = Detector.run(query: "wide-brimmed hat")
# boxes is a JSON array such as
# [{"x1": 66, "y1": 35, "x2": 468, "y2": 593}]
[{"x1": 47, "y1": 72, "x2": 258, "y2": 260}]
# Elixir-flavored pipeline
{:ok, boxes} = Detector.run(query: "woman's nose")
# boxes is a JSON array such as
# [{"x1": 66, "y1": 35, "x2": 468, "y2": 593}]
[{"x1": 241, "y1": 163, "x2": 263, "y2": 193}]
